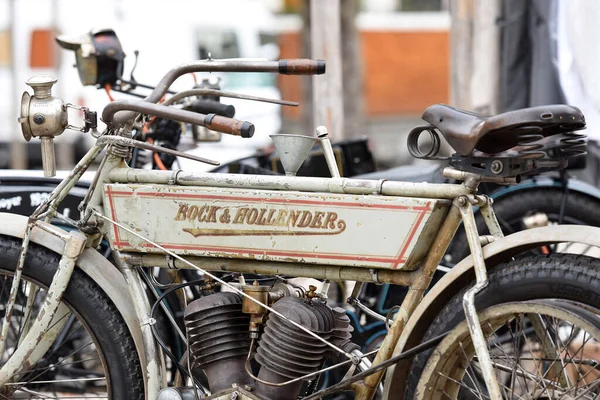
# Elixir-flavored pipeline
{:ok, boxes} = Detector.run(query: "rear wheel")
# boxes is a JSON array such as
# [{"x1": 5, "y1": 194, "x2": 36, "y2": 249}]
[
  {"x1": 405, "y1": 253, "x2": 600, "y2": 399},
  {"x1": 414, "y1": 300, "x2": 600, "y2": 399},
  {"x1": 0, "y1": 236, "x2": 144, "y2": 399}
]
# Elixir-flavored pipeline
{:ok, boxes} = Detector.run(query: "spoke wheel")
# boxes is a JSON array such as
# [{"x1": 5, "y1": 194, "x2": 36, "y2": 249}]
[
  {"x1": 415, "y1": 301, "x2": 600, "y2": 400},
  {"x1": 404, "y1": 254, "x2": 600, "y2": 399},
  {"x1": 0, "y1": 236, "x2": 143, "y2": 399}
]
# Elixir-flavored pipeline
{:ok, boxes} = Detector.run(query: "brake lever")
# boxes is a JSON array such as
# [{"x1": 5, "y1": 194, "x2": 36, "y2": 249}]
[
  {"x1": 96, "y1": 135, "x2": 220, "y2": 166},
  {"x1": 129, "y1": 50, "x2": 140, "y2": 89},
  {"x1": 164, "y1": 88, "x2": 299, "y2": 107}
]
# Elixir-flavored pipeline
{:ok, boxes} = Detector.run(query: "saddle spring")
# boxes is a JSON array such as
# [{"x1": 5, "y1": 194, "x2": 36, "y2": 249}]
[
  {"x1": 407, "y1": 125, "x2": 443, "y2": 159},
  {"x1": 558, "y1": 124, "x2": 587, "y2": 156},
  {"x1": 514, "y1": 126, "x2": 545, "y2": 159}
]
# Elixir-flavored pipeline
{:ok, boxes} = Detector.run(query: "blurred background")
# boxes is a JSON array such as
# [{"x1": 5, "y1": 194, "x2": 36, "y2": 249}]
[{"x1": 0, "y1": 0, "x2": 599, "y2": 174}]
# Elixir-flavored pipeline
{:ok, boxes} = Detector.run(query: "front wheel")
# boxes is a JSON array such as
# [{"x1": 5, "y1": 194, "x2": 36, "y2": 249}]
[
  {"x1": 405, "y1": 254, "x2": 600, "y2": 399},
  {"x1": 0, "y1": 235, "x2": 144, "y2": 399}
]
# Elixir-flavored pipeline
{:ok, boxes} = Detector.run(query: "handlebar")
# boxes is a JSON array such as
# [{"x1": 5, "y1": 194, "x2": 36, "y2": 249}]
[
  {"x1": 278, "y1": 59, "x2": 326, "y2": 75},
  {"x1": 109, "y1": 59, "x2": 325, "y2": 127},
  {"x1": 203, "y1": 114, "x2": 253, "y2": 137},
  {"x1": 186, "y1": 99, "x2": 235, "y2": 118},
  {"x1": 102, "y1": 100, "x2": 254, "y2": 138}
]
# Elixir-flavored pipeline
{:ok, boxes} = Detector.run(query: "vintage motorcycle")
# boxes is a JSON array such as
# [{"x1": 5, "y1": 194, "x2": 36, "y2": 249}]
[{"x1": 2, "y1": 53, "x2": 600, "y2": 400}]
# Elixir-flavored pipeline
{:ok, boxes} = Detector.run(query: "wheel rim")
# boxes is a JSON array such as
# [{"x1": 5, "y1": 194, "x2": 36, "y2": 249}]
[
  {"x1": 416, "y1": 301, "x2": 600, "y2": 400},
  {"x1": 0, "y1": 270, "x2": 111, "y2": 399},
  {"x1": 507, "y1": 211, "x2": 600, "y2": 257}
]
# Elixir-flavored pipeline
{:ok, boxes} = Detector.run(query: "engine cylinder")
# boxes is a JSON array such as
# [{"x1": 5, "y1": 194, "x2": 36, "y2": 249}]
[
  {"x1": 254, "y1": 297, "x2": 334, "y2": 400},
  {"x1": 184, "y1": 292, "x2": 252, "y2": 393}
]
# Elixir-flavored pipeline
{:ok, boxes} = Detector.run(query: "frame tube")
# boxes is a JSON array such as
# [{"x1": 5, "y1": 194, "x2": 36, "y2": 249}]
[
  {"x1": 108, "y1": 168, "x2": 470, "y2": 199},
  {"x1": 114, "y1": 255, "x2": 164, "y2": 399},
  {"x1": 354, "y1": 202, "x2": 463, "y2": 399},
  {"x1": 458, "y1": 197, "x2": 503, "y2": 400},
  {"x1": 120, "y1": 253, "x2": 416, "y2": 286},
  {"x1": 0, "y1": 230, "x2": 87, "y2": 386}
]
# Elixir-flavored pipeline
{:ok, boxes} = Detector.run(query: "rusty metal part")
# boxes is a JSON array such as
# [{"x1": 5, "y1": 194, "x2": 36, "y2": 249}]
[
  {"x1": 347, "y1": 297, "x2": 387, "y2": 324},
  {"x1": 252, "y1": 297, "x2": 334, "y2": 400},
  {"x1": 353, "y1": 202, "x2": 463, "y2": 400},
  {"x1": 478, "y1": 196, "x2": 504, "y2": 239},
  {"x1": 242, "y1": 281, "x2": 270, "y2": 315},
  {"x1": 413, "y1": 301, "x2": 600, "y2": 399},
  {"x1": 278, "y1": 59, "x2": 325, "y2": 75},
  {"x1": 307, "y1": 284, "x2": 319, "y2": 299},
  {"x1": 443, "y1": 167, "x2": 521, "y2": 184},
  {"x1": 108, "y1": 167, "x2": 470, "y2": 199},
  {"x1": 457, "y1": 195, "x2": 503, "y2": 400},
  {"x1": 205, "y1": 114, "x2": 254, "y2": 138},
  {"x1": 110, "y1": 59, "x2": 324, "y2": 127},
  {"x1": 115, "y1": 255, "x2": 164, "y2": 398},
  {"x1": 22, "y1": 304, "x2": 70, "y2": 367},
  {"x1": 0, "y1": 221, "x2": 33, "y2": 359},
  {"x1": 329, "y1": 307, "x2": 359, "y2": 360},
  {"x1": 78, "y1": 147, "x2": 110, "y2": 219},
  {"x1": 31, "y1": 143, "x2": 105, "y2": 221},
  {"x1": 169, "y1": 384, "x2": 262, "y2": 400},
  {"x1": 102, "y1": 100, "x2": 254, "y2": 138},
  {"x1": 0, "y1": 212, "x2": 149, "y2": 387},
  {"x1": 303, "y1": 332, "x2": 448, "y2": 400},
  {"x1": 95, "y1": 211, "x2": 354, "y2": 361},
  {"x1": 527, "y1": 312, "x2": 571, "y2": 387},
  {"x1": 242, "y1": 281, "x2": 270, "y2": 337},
  {"x1": 97, "y1": 135, "x2": 219, "y2": 166},
  {"x1": 137, "y1": 267, "x2": 186, "y2": 342},
  {"x1": 384, "y1": 224, "x2": 600, "y2": 397},
  {"x1": 0, "y1": 229, "x2": 87, "y2": 386},
  {"x1": 269, "y1": 283, "x2": 305, "y2": 302},
  {"x1": 121, "y1": 253, "x2": 416, "y2": 286},
  {"x1": 317, "y1": 126, "x2": 341, "y2": 178},
  {"x1": 163, "y1": 88, "x2": 299, "y2": 107},
  {"x1": 184, "y1": 292, "x2": 252, "y2": 393}
]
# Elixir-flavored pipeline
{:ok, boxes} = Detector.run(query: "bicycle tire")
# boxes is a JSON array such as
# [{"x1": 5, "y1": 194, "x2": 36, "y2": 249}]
[
  {"x1": 405, "y1": 253, "x2": 600, "y2": 399},
  {"x1": 0, "y1": 235, "x2": 144, "y2": 399}
]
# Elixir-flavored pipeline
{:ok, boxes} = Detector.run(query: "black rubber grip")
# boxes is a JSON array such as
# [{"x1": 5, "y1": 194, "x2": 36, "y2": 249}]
[
  {"x1": 278, "y1": 59, "x2": 326, "y2": 75},
  {"x1": 187, "y1": 99, "x2": 235, "y2": 118},
  {"x1": 203, "y1": 114, "x2": 254, "y2": 138}
]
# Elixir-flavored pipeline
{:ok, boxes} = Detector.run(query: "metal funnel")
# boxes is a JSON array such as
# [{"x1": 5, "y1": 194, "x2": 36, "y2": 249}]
[{"x1": 270, "y1": 134, "x2": 318, "y2": 176}]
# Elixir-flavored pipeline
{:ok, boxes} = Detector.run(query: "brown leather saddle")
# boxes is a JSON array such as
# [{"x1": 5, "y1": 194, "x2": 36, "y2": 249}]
[{"x1": 421, "y1": 104, "x2": 586, "y2": 156}]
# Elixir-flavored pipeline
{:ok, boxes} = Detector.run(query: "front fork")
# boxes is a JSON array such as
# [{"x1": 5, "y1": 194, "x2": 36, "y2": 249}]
[{"x1": 0, "y1": 221, "x2": 87, "y2": 387}]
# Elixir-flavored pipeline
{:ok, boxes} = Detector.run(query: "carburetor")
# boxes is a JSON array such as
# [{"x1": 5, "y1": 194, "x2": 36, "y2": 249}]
[
  {"x1": 18, "y1": 76, "x2": 98, "y2": 177},
  {"x1": 241, "y1": 281, "x2": 306, "y2": 338}
]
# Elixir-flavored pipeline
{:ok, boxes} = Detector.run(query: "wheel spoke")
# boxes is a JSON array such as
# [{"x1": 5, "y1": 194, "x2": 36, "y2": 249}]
[
  {"x1": 0, "y1": 271, "x2": 109, "y2": 397},
  {"x1": 417, "y1": 301, "x2": 600, "y2": 400},
  {"x1": 458, "y1": 340, "x2": 486, "y2": 399}
]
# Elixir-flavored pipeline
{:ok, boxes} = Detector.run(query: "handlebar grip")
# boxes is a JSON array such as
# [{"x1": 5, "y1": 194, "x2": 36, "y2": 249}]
[
  {"x1": 187, "y1": 99, "x2": 236, "y2": 118},
  {"x1": 204, "y1": 114, "x2": 254, "y2": 138},
  {"x1": 278, "y1": 59, "x2": 326, "y2": 75}
]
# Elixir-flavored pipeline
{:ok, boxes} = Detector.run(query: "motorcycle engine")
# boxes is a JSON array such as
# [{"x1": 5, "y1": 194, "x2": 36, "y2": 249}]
[{"x1": 181, "y1": 282, "x2": 357, "y2": 399}]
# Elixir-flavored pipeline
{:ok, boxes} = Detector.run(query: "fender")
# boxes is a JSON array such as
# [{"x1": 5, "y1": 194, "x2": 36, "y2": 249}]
[
  {"x1": 382, "y1": 224, "x2": 600, "y2": 398},
  {"x1": 490, "y1": 175, "x2": 600, "y2": 201},
  {"x1": 0, "y1": 213, "x2": 148, "y2": 382}
]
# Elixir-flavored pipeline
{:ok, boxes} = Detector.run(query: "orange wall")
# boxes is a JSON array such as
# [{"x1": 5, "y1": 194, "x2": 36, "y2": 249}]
[
  {"x1": 278, "y1": 29, "x2": 449, "y2": 118},
  {"x1": 278, "y1": 32, "x2": 304, "y2": 119}
]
